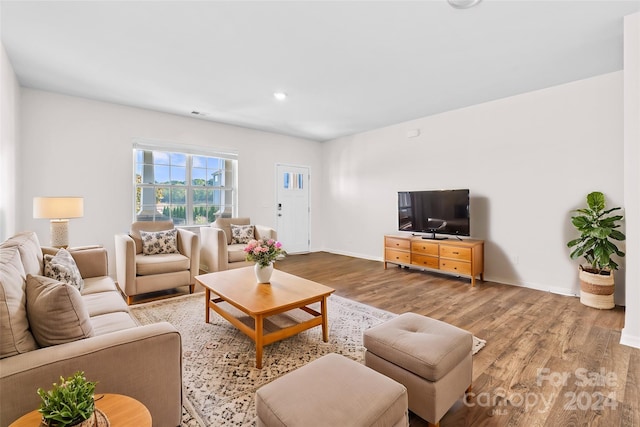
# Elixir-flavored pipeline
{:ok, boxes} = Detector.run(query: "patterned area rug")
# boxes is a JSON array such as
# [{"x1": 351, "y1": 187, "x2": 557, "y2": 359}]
[{"x1": 130, "y1": 293, "x2": 485, "y2": 426}]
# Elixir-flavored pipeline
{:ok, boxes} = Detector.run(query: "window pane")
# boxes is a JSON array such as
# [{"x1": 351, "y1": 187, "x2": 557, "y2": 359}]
[
  {"x1": 156, "y1": 186, "x2": 170, "y2": 204},
  {"x1": 171, "y1": 166, "x2": 186, "y2": 185},
  {"x1": 170, "y1": 153, "x2": 186, "y2": 166},
  {"x1": 172, "y1": 187, "x2": 186, "y2": 204},
  {"x1": 153, "y1": 151, "x2": 171, "y2": 165},
  {"x1": 207, "y1": 157, "x2": 223, "y2": 169},
  {"x1": 192, "y1": 167, "x2": 207, "y2": 185},
  {"x1": 193, "y1": 156, "x2": 207, "y2": 168},
  {"x1": 155, "y1": 166, "x2": 171, "y2": 184}
]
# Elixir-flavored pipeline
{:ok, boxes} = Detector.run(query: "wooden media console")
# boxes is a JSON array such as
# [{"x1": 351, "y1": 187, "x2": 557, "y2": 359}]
[{"x1": 384, "y1": 235, "x2": 484, "y2": 286}]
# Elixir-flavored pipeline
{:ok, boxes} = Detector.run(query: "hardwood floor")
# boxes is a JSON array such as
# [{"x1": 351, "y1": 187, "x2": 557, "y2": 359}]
[{"x1": 273, "y1": 252, "x2": 639, "y2": 427}]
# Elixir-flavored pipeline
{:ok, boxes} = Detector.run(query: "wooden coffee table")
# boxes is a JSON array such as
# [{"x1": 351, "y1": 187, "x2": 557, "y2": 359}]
[
  {"x1": 9, "y1": 393, "x2": 151, "y2": 426},
  {"x1": 195, "y1": 267, "x2": 335, "y2": 368}
]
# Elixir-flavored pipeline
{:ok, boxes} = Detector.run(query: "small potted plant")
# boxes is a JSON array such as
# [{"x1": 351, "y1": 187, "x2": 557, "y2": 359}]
[
  {"x1": 244, "y1": 238, "x2": 286, "y2": 283},
  {"x1": 37, "y1": 371, "x2": 99, "y2": 427},
  {"x1": 567, "y1": 191, "x2": 625, "y2": 309}
]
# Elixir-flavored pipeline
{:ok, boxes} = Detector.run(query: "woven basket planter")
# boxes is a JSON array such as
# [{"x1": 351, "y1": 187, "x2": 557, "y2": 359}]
[{"x1": 579, "y1": 267, "x2": 615, "y2": 309}]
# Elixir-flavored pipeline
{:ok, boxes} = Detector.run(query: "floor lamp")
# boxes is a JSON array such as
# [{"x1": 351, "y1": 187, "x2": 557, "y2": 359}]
[{"x1": 33, "y1": 197, "x2": 84, "y2": 248}]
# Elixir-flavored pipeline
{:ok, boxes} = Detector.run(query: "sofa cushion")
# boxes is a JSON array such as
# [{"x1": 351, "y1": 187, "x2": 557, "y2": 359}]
[
  {"x1": 90, "y1": 311, "x2": 138, "y2": 336},
  {"x1": 0, "y1": 231, "x2": 43, "y2": 276},
  {"x1": 82, "y1": 291, "x2": 130, "y2": 317},
  {"x1": 212, "y1": 217, "x2": 250, "y2": 245},
  {"x1": 140, "y1": 229, "x2": 179, "y2": 255},
  {"x1": 81, "y1": 276, "x2": 119, "y2": 295},
  {"x1": 228, "y1": 244, "x2": 249, "y2": 263},
  {"x1": 130, "y1": 221, "x2": 174, "y2": 254},
  {"x1": 230, "y1": 224, "x2": 254, "y2": 244},
  {"x1": 135, "y1": 253, "x2": 190, "y2": 276},
  {"x1": 44, "y1": 248, "x2": 84, "y2": 291},
  {"x1": 25, "y1": 274, "x2": 94, "y2": 347},
  {"x1": 68, "y1": 246, "x2": 108, "y2": 279},
  {"x1": 0, "y1": 247, "x2": 38, "y2": 358}
]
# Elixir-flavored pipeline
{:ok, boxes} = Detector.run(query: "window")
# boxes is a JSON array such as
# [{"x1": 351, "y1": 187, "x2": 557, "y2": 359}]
[{"x1": 133, "y1": 142, "x2": 237, "y2": 225}]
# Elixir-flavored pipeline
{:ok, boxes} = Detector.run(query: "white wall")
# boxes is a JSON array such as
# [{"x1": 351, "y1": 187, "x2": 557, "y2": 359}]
[
  {"x1": 0, "y1": 43, "x2": 20, "y2": 241},
  {"x1": 622, "y1": 13, "x2": 640, "y2": 349},
  {"x1": 18, "y1": 89, "x2": 323, "y2": 275},
  {"x1": 9, "y1": 61, "x2": 633, "y2": 312},
  {"x1": 321, "y1": 72, "x2": 626, "y2": 300}
]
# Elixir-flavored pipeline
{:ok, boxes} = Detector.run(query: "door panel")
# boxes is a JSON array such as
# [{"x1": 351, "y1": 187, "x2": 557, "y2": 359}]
[{"x1": 276, "y1": 165, "x2": 310, "y2": 253}]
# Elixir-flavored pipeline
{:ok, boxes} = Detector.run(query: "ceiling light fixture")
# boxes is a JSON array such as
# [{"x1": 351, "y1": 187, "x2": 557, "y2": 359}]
[
  {"x1": 447, "y1": 0, "x2": 482, "y2": 9},
  {"x1": 273, "y1": 92, "x2": 288, "y2": 101}
]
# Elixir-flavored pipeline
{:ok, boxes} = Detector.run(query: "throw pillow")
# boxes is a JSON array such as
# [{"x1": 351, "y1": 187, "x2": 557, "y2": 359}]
[
  {"x1": 231, "y1": 224, "x2": 255, "y2": 244},
  {"x1": 1, "y1": 247, "x2": 38, "y2": 358},
  {"x1": 44, "y1": 248, "x2": 84, "y2": 292},
  {"x1": 25, "y1": 274, "x2": 94, "y2": 347},
  {"x1": 140, "y1": 228, "x2": 179, "y2": 255}
]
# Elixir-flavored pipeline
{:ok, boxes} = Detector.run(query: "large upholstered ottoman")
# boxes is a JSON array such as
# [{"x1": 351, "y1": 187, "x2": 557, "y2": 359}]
[
  {"x1": 363, "y1": 313, "x2": 473, "y2": 427},
  {"x1": 255, "y1": 353, "x2": 409, "y2": 427}
]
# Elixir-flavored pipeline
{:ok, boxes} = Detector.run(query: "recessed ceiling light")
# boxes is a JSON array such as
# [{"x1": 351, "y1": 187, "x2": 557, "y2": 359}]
[
  {"x1": 273, "y1": 92, "x2": 288, "y2": 101},
  {"x1": 447, "y1": 0, "x2": 482, "y2": 9}
]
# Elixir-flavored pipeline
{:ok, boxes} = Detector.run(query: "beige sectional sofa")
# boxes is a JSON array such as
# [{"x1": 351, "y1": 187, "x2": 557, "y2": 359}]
[{"x1": 0, "y1": 231, "x2": 182, "y2": 427}]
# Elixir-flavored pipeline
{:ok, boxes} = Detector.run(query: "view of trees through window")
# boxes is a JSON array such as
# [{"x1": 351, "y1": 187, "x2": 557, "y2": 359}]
[{"x1": 134, "y1": 148, "x2": 236, "y2": 225}]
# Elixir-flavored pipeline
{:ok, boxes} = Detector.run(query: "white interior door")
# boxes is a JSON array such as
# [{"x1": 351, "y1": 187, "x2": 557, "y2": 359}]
[{"x1": 276, "y1": 164, "x2": 310, "y2": 254}]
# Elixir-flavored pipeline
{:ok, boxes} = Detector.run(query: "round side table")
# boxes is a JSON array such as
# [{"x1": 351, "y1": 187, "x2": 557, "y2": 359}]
[{"x1": 9, "y1": 393, "x2": 152, "y2": 427}]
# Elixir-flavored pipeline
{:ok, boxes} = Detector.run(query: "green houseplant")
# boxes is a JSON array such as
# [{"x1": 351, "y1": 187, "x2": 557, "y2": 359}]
[
  {"x1": 37, "y1": 371, "x2": 98, "y2": 427},
  {"x1": 567, "y1": 191, "x2": 625, "y2": 309}
]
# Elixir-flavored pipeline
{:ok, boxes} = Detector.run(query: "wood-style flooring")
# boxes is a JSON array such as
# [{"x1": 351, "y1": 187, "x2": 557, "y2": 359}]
[
  {"x1": 274, "y1": 252, "x2": 639, "y2": 427},
  {"x1": 136, "y1": 251, "x2": 639, "y2": 426}
]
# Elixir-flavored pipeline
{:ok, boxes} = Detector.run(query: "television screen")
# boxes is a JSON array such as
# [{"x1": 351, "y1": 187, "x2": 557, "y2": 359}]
[{"x1": 398, "y1": 189, "x2": 470, "y2": 238}]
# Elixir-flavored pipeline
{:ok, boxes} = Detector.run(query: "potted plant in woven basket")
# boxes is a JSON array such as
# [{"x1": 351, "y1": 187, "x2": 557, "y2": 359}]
[
  {"x1": 37, "y1": 371, "x2": 107, "y2": 427},
  {"x1": 567, "y1": 191, "x2": 625, "y2": 309}
]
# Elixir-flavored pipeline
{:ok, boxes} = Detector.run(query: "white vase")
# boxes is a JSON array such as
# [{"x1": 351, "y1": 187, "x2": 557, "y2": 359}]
[{"x1": 254, "y1": 262, "x2": 274, "y2": 283}]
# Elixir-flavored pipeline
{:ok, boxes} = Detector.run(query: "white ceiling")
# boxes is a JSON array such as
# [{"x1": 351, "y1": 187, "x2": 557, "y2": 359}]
[{"x1": 2, "y1": 0, "x2": 639, "y2": 142}]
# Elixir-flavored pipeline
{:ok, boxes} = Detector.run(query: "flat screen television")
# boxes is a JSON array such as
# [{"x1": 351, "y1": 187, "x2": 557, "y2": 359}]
[{"x1": 398, "y1": 189, "x2": 470, "y2": 239}]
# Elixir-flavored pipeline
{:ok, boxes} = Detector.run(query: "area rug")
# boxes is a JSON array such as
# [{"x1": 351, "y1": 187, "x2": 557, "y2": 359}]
[{"x1": 130, "y1": 293, "x2": 485, "y2": 426}]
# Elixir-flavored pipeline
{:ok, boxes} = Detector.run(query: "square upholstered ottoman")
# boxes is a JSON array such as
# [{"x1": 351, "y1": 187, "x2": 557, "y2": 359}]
[
  {"x1": 255, "y1": 353, "x2": 408, "y2": 427},
  {"x1": 363, "y1": 313, "x2": 473, "y2": 427}
]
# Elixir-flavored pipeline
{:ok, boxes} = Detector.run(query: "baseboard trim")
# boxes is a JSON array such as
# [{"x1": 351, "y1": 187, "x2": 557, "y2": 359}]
[{"x1": 620, "y1": 328, "x2": 640, "y2": 349}]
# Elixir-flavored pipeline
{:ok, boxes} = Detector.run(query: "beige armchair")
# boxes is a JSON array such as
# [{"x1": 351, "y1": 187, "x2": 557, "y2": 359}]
[
  {"x1": 114, "y1": 221, "x2": 200, "y2": 304},
  {"x1": 200, "y1": 217, "x2": 277, "y2": 273}
]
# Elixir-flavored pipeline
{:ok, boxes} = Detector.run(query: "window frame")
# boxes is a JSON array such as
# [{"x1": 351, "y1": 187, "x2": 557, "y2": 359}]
[{"x1": 132, "y1": 140, "x2": 238, "y2": 226}]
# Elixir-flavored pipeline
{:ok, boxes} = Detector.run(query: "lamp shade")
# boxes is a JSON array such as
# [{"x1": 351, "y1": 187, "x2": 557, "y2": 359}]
[{"x1": 33, "y1": 197, "x2": 84, "y2": 219}]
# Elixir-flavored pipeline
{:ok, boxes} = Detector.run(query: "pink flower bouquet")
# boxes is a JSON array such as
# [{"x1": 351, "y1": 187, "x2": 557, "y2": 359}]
[{"x1": 244, "y1": 238, "x2": 287, "y2": 267}]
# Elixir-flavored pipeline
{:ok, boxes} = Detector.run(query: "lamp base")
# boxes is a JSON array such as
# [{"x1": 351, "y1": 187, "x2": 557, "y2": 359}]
[{"x1": 50, "y1": 219, "x2": 69, "y2": 248}]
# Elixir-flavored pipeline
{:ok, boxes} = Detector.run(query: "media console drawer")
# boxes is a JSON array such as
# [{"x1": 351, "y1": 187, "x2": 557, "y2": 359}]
[
  {"x1": 412, "y1": 253, "x2": 439, "y2": 269},
  {"x1": 411, "y1": 241, "x2": 439, "y2": 256},
  {"x1": 385, "y1": 249, "x2": 410, "y2": 264},
  {"x1": 386, "y1": 237, "x2": 410, "y2": 250},
  {"x1": 440, "y1": 245, "x2": 471, "y2": 261},
  {"x1": 440, "y1": 259, "x2": 472, "y2": 275},
  {"x1": 384, "y1": 235, "x2": 484, "y2": 286}
]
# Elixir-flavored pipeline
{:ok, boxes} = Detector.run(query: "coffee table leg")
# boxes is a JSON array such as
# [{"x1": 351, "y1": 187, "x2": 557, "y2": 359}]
[
  {"x1": 255, "y1": 315, "x2": 264, "y2": 369},
  {"x1": 204, "y1": 288, "x2": 210, "y2": 324},
  {"x1": 321, "y1": 296, "x2": 329, "y2": 342}
]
